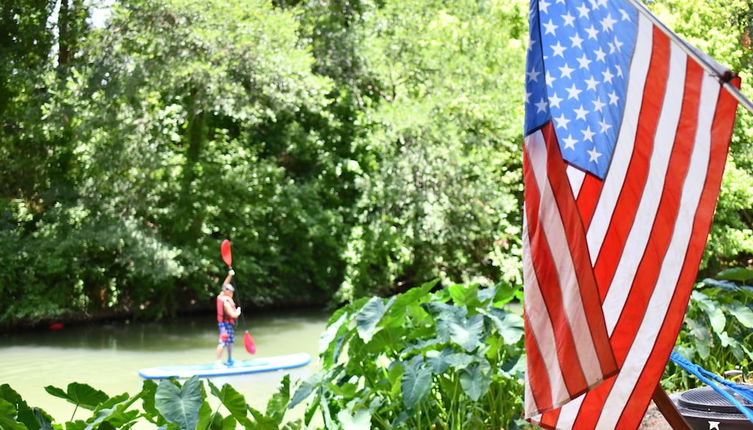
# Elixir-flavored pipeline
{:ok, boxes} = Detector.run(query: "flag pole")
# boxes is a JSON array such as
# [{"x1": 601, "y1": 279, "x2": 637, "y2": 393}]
[
  {"x1": 651, "y1": 385, "x2": 692, "y2": 429},
  {"x1": 627, "y1": 0, "x2": 753, "y2": 116}
]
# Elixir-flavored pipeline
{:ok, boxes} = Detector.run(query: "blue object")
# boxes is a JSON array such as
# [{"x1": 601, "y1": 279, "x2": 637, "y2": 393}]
[
  {"x1": 670, "y1": 350, "x2": 753, "y2": 422},
  {"x1": 138, "y1": 352, "x2": 311, "y2": 379}
]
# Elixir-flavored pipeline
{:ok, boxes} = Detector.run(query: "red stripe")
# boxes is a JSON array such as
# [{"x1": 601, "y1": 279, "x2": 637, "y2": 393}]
[
  {"x1": 614, "y1": 77, "x2": 739, "y2": 429},
  {"x1": 524, "y1": 144, "x2": 589, "y2": 395},
  {"x1": 576, "y1": 174, "x2": 603, "y2": 230},
  {"x1": 609, "y1": 59, "x2": 704, "y2": 364},
  {"x1": 539, "y1": 408, "x2": 562, "y2": 429},
  {"x1": 525, "y1": 315, "x2": 554, "y2": 411},
  {"x1": 541, "y1": 124, "x2": 617, "y2": 375},
  {"x1": 593, "y1": 27, "x2": 671, "y2": 301}
]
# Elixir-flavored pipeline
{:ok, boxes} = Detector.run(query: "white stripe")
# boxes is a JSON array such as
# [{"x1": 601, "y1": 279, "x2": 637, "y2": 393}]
[
  {"x1": 587, "y1": 13, "x2": 653, "y2": 258},
  {"x1": 523, "y1": 234, "x2": 570, "y2": 414},
  {"x1": 595, "y1": 70, "x2": 721, "y2": 430},
  {"x1": 602, "y1": 45, "x2": 687, "y2": 335},
  {"x1": 525, "y1": 131, "x2": 603, "y2": 385},
  {"x1": 524, "y1": 363, "x2": 539, "y2": 417},
  {"x1": 567, "y1": 166, "x2": 586, "y2": 198},
  {"x1": 555, "y1": 393, "x2": 585, "y2": 430}
]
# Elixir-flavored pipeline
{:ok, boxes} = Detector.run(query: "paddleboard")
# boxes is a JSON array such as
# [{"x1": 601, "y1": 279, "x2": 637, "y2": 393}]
[{"x1": 138, "y1": 352, "x2": 312, "y2": 379}]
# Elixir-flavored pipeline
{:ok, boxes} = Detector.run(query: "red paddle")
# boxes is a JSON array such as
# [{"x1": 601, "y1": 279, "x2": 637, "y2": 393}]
[{"x1": 220, "y1": 240, "x2": 256, "y2": 355}]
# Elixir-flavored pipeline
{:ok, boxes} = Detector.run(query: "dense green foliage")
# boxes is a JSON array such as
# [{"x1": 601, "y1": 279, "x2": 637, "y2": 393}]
[
  {"x1": 1, "y1": 0, "x2": 752, "y2": 334},
  {"x1": 289, "y1": 281, "x2": 525, "y2": 429},
  {"x1": 665, "y1": 269, "x2": 753, "y2": 391},
  {"x1": 1, "y1": 374, "x2": 303, "y2": 429}
]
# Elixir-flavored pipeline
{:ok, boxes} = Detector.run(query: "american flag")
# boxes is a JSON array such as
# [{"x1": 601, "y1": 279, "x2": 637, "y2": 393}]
[{"x1": 523, "y1": 0, "x2": 740, "y2": 428}]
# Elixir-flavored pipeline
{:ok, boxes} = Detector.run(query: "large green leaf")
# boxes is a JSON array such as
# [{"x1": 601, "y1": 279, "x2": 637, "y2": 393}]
[
  {"x1": 459, "y1": 361, "x2": 492, "y2": 401},
  {"x1": 716, "y1": 268, "x2": 753, "y2": 282},
  {"x1": 0, "y1": 398, "x2": 26, "y2": 430},
  {"x1": 155, "y1": 377, "x2": 202, "y2": 430},
  {"x1": 479, "y1": 307, "x2": 524, "y2": 343},
  {"x1": 1, "y1": 384, "x2": 51, "y2": 430},
  {"x1": 401, "y1": 359, "x2": 432, "y2": 410},
  {"x1": 336, "y1": 407, "x2": 371, "y2": 430},
  {"x1": 265, "y1": 374, "x2": 291, "y2": 424},
  {"x1": 448, "y1": 314, "x2": 484, "y2": 352},
  {"x1": 44, "y1": 383, "x2": 108, "y2": 411},
  {"x1": 729, "y1": 304, "x2": 753, "y2": 328},
  {"x1": 207, "y1": 380, "x2": 251, "y2": 427},
  {"x1": 356, "y1": 296, "x2": 395, "y2": 343}
]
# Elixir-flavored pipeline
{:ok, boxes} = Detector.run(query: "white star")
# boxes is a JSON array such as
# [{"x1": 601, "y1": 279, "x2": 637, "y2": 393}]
[
  {"x1": 614, "y1": 36, "x2": 624, "y2": 52},
  {"x1": 551, "y1": 41, "x2": 566, "y2": 57},
  {"x1": 577, "y1": 54, "x2": 592, "y2": 69},
  {"x1": 566, "y1": 83, "x2": 582, "y2": 100},
  {"x1": 608, "y1": 42, "x2": 616, "y2": 54},
  {"x1": 539, "y1": 0, "x2": 551, "y2": 13},
  {"x1": 574, "y1": 105, "x2": 589, "y2": 120},
  {"x1": 588, "y1": 146, "x2": 602, "y2": 162},
  {"x1": 525, "y1": 91, "x2": 532, "y2": 103},
  {"x1": 616, "y1": 64, "x2": 624, "y2": 77},
  {"x1": 576, "y1": 4, "x2": 590, "y2": 18},
  {"x1": 528, "y1": 38, "x2": 537, "y2": 51},
  {"x1": 585, "y1": 25, "x2": 599, "y2": 40},
  {"x1": 594, "y1": 47, "x2": 607, "y2": 62},
  {"x1": 593, "y1": 98, "x2": 606, "y2": 112},
  {"x1": 543, "y1": 19, "x2": 558, "y2": 35},
  {"x1": 559, "y1": 63, "x2": 575, "y2": 79},
  {"x1": 581, "y1": 126, "x2": 595, "y2": 142},
  {"x1": 546, "y1": 71, "x2": 557, "y2": 87},
  {"x1": 535, "y1": 98, "x2": 548, "y2": 113},
  {"x1": 602, "y1": 68, "x2": 614, "y2": 83},
  {"x1": 598, "y1": 119, "x2": 612, "y2": 133},
  {"x1": 554, "y1": 113, "x2": 571, "y2": 129},
  {"x1": 619, "y1": 8, "x2": 631, "y2": 21},
  {"x1": 600, "y1": 14, "x2": 617, "y2": 32},
  {"x1": 549, "y1": 92, "x2": 564, "y2": 108},
  {"x1": 585, "y1": 76, "x2": 599, "y2": 91},
  {"x1": 570, "y1": 33, "x2": 584, "y2": 49},
  {"x1": 562, "y1": 134, "x2": 578, "y2": 150},
  {"x1": 527, "y1": 68, "x2": 541, "y2": 82},
  {"x1": 608, "y1": 91, "x2": 620, "y2": 105},
  {"x1": 709, "y1": 421, "x2": 720, "y2": 430},
  {"x1": 562, "y1": 12, "x2": 575, "y2": 27},
  {"x1": 556, "y1": 0, "x2": 565, "y2": 3}
]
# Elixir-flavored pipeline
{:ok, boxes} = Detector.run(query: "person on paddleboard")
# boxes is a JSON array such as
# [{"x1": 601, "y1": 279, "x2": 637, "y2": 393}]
[{"x1": 216, "y1": 269, "x2": 241, "y2": 366}]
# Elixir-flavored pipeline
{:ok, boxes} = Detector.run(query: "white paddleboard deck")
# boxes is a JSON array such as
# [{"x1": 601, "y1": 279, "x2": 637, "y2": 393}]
[{"x1": 138, "y1": 352, "x2": 312, "y2": 379}]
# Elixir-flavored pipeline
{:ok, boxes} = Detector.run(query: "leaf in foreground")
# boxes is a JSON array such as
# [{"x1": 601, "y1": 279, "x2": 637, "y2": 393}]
[{"x1": 155, "y1": 377, "x2": 202, "y2": 430}]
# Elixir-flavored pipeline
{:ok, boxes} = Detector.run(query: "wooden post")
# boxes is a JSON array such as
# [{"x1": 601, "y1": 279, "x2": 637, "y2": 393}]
[{"x1": 652, "y1": 384, "x2": 692, "y2": 429}]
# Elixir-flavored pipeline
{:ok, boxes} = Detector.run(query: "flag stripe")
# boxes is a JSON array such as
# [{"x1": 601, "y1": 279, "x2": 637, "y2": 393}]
[
  {"x1": 616, "y1": 78, "x2": 739, "y2": 428},
  {"x1": 524, "y1": 136, "x2": 591, "y2": 399},
  {"x1": 540, "y1": 124, "x2": 616, "y2": 375},
  {"x1": 602, "y1": 39, "x2": 687, "y2": 339},
  {"x1": 524, "y1": 312, "x2": 555, "y2": 412},
  {"x1": 595, "y1": 71, "x2": 722, "y2": 429},
  {"x1": 593, "y1": 26, "x2": 671, "y2": 303},
  {"x1": 585, "y1": 13, "x2": 655, "y2": 265},
  {"x1": 607, "y1": 53, "x2": 698, "y2": 365}
]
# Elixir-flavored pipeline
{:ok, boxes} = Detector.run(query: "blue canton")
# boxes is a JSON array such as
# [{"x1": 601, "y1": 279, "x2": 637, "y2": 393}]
[{"x1": 525, "y1": 0, "x2": 638, "y2": 179}]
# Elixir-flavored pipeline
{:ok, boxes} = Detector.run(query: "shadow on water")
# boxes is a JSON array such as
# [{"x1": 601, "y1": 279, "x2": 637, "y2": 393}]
[{"x1": 0, "y1": 308, "x2": 329, "y2": 351}]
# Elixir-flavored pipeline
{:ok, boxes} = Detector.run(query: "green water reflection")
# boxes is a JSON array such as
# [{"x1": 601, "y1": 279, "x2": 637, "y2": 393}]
[{"x1": 0, "y1": 309, "x2": 328, "y2": 422}]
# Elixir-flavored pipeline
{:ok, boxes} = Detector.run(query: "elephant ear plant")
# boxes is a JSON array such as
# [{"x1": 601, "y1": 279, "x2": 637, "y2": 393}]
[
  {"x1": 1, "y1": 375, "x2": 302, "y2": 429},
  {"x1": 289, "y1": 280, "x2": 527, "y2": 430}
]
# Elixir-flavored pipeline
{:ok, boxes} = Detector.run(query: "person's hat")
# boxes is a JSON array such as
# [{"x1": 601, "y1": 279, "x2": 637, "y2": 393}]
[{"x1": 222, "y1": 284, "x2": 235, "y2": 292}]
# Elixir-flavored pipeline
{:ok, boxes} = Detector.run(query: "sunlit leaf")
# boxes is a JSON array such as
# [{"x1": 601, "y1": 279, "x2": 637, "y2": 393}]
[{"x1": 155, "y1": 377, "x2": 202, "y2": 430}]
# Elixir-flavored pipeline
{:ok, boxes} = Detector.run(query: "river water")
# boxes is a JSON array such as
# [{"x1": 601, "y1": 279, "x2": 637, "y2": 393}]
[{"x1": 0, "y1": 309, "x2": 329, "y2": 424}]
